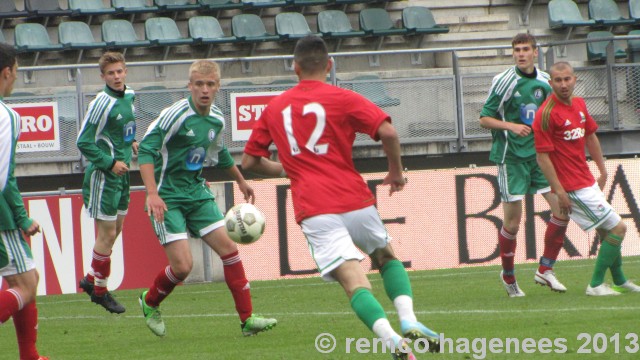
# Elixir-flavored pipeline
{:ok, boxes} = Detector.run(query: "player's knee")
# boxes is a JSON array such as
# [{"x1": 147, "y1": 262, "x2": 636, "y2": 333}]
[
  {"x1": 610, "y1": 221, "x2": 627, "y2": 239},
  {"x1": 172, "y1": 262, "x2": 193, "y2": 280}
]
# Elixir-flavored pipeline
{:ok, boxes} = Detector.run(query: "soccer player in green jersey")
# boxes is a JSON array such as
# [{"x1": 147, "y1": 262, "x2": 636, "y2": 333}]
[
  {"x1": 0, "y1": 42, "x2": 48, "y2": 360},
  {"x1": 480, "y1": 33, "x2": 570, "y2": 297},
  {"x1": 77, "y1": 52, "x2": 137, "y2": 314},
  {"x1": 137, "y1": 60, "x2": 277, "y2": 337}
]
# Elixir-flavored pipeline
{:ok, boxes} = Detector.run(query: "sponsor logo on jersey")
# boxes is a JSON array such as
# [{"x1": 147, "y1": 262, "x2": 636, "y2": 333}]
[
  {"x1": 208, "y1": 129, "x2": 216, "y2": 142},
  {"x1": 186, "y1": 147, "x2": 206, "y2": 171},
  {"x1": 186, "y1": 129, "x2": 195, "y2": 137},
  {"x1": 520, "y1": 103, "x2": 538, "y2": 125},
  {"x1": 564, "y1": 119, "x2": 572, "y2": 127},
  {"x1": 123, "y1": 121, "x2": 136, "y2": 142},
  {"x1": 534, "y1": 88, "x2": 543, "y2": 99},
  {"x1": 580, "y1": 112, "x2": 586, "y2": 123}
]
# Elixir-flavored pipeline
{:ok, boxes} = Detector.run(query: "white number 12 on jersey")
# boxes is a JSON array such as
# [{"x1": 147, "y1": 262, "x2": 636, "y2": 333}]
[{"x1": 282, "y1": 103, "x2": 329, "y2": 156}]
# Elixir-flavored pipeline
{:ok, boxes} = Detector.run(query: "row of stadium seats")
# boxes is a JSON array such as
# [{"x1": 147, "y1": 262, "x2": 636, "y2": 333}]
[
  {"x1": 6, "y1": 7, "x2": 448, "y2": 63},
  {"x1": 549, "y1": 0, "x2": 640, "y2": 34}
]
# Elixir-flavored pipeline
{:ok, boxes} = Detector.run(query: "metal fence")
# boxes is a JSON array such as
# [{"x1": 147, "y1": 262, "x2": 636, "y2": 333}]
[{"x1": 6, "y1": 37, "x2": 640, "y2": 165}]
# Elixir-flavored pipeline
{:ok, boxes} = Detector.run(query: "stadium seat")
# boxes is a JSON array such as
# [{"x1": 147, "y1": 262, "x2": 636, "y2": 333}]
[
  {"x1": 588, "y1": 0, "x2": 635, "y2": 26},
  {"x1": 290, "y1": 0, "x2": 333, "y2": 6},
  {"x1": 188, "y1": 16, "x2": 238, "y2": 56},
  {"x1": 275, "y1": 12, "x2": 317, "y2": 40},
  {"x1": 0, "y1": 1, "x2": 28, "y2": 25},
  {"x1": 402, "y1": 6, "x2": 448, "y2": 35},
  {"x1": 112, "y1": 0, "x2": 160, "y2": 14},
  {"x1": 25, "y1": 0, "x2": 74, "y2": 18},
  {"x1": 145, "y1": 17, "x2": 194, "y2": 46},
  {"x1": 69, "y1": 0, "x2": 118, "y2": 16},
  {"x1": 59, "y1": 21, "x2": 108, "y2": 50},
  {"x1": 628, "y1": 29, "x2": 640, "y2": 61},
  {"x1": 630, "y1": 0, "x2": 640, "y2": 22},
  {"x1": 0, "y1": 30, "x2": 4, "y2": 43},
  {"x1": 153, "y1": 0, "x2": 201, "y2": 11},
  {"x1": 198, "y1": 0, "x2": 244, "y2": 11},
  {"x1": 351, "y1": 75, "x2": 400, "y2": 107},
  {"x1": 102, "y1": 19, "x2": 152, "y2": 50},
  {"x1": 232, "y1": 14, "x2": 280, "y2": 42},
  {"x1": 241, "y1": 0, "x2": 288, "y2": 9},
  {"x1": 14, "y1": 23, "x2": 64, "y2": 52},
  {"x1": 317, "y1": 9, "x2": 365, "y2": 38},
  {"x1": 359, "y1": 8, "x2": 408, "y2": 37},
  {"x1": 548, "y1": 0, "x2": 597, "y2": 29},
  {"x1": 586, "y1": 30, "x2": 627, "y2": 61}
]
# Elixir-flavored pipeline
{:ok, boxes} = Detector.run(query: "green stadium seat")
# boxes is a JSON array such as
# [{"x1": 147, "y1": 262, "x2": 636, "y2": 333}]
[
  {"x1": 198, "y1": 0, "x2": 244, "y2": 11},
  {"x1": 628, "y1": 29, "x2": 640, "y2": 61},
  {"x1": 0, "y1": 1, "x2": 28, "y2": 21},
  {"x1": 25, "y1": 0, "x2": 74, "y2": 17},
  {"x1": 188, "y1": 16, "x2": 238, "y2": 56},
  {"x1": 359, "y1": 8, "x2": 408, "y2": 36},
  {"x1": 145, "y1": 17, "x2": 194, "y2": 46},
  {"x1": 548, "y1": 0, "x2": 597, "y2": 28},
  {"x1": 588, "y1": 0, "x2": 635, "y2": 26},
  {"x1": 317, "y1": 10, "x2": 365, "y2": 38},
  {"x1": 14, "y1": 23, "x2": 64, "y2": 52},
  {"x1": 351, "y1": 75, "x2": 400, "y2": 107},
  {"x1": 153, "y1": 0, "x2": 201, "y2": 11},
  {"x1": 241, "y1": 0, "x2": 288, "y2": 9},
  {"x1": 402, "y1": 6, "x2": 448, "y2": 35},
  {"x1": 275, "y1": 12, "x2": 317, "y2": 40},
  {"x1": 231, "y1": 14, "x2": 280, "y2": 42},
  {"x1": 630, "y1": 0, "x2": 640, "y2": 22},
  {"x1": 69, "y1": 0, "x2": 118, "y2": 16},
  {"x1": 586, "y1": 30, "x2": 626, "y2": 61},
  {"x1": 102, "y1": 19, "x2": 152, "y2": 49},
  {"x1": 290, "y1": 0, "x2": 333, "y2": 6},
  {"x1": 112, "y1": 0, "x2": 160, "y2": 14},
  {"x1": 59, "y1": 21, "x2": 108, "y2": 49}
]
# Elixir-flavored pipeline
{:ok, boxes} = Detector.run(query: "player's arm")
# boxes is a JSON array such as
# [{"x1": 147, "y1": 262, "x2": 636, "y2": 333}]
[
  {"x1": 138, "y1": 123, "x2": 167, "y2": 222},
  {"x1": 586, "y1": 133, "x2": 607, "y2": 190},
  {"x1": 0, "y1": 116, "x2": 38, "y2": 234},
  {"x1": 77, "y1": 98, "x2": 122, "y2": 172},
  {"x1": 241, "y1": 154, "x2": 285, "y2": 178},
  {"x1": 479, "y1": 116, "x2": 531, "y2": 137},
  {"x1": 378, "y1": 120, "x2": 405, "y2": 195},
  {"x1": 479, "y1": 78, "x2": 530, "y2": 137},
  {"x1": 536, "y1": 152, "x2": 570, "y2": 214}
]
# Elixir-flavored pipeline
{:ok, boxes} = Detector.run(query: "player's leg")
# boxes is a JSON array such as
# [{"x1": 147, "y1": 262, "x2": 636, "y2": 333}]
[
  {"x1": 197, "y1": 199, "x2": 276, "y2": 336},
  {"x1": 0, "y1": 229, "x2": 46, "y2": 360},
  {"x1": 535, "y1": 189, "x2": 569, "y2": 292}
]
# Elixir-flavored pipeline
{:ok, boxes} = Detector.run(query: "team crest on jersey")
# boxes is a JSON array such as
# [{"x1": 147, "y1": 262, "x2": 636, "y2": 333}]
[
  {"x1": 534, "y1": 88, "x2": 543, "y2": 99},
  {"x1": 186, "y1": 147, "x2": 206, "y2": 171},
  {"x1": 580, "y1": 112, "x2": 586, "y2": 123},
  {"x1": 597, "y1": 204, "x2": 605, "y2": 214},
  {"x1": 520, "y1": 103, "x2": 538, "y2": 126},
  {"x1": 208, "y1": 129, "x2": 216, "y2": 142}
]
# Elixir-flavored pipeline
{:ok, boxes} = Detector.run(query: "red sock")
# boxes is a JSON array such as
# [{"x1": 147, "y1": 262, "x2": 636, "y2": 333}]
[
  {"x1": 145, "y1": 266, "x2": 181, "y2": 308},
  {"x1": 91, "y1": 250, "x2": 111, "y2": 296},
  {"x1": 538, "y1": 216, "x2": 569, "y2": 273},
  {"x1": 13, "y1": 301, "x2": 40, "y2": 360},
  {"x1": 221, "y1": 251, "x2": 252, "y2": 323},
  {"x1": 0, "y1": 289, "x2": 22, "y2": 324},
  {"x1": 499, "y1": 227, "x2": 517, "y2": 284}
]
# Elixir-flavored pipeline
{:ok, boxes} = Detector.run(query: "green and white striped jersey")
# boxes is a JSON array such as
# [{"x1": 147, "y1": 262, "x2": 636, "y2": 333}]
[
  {"x1": 138, "y1": 97, "x2": 234, "y2": 202},
  {"x1": 0, "y1": 99, "x2": 33, "y2": 231},
  {"x1": 77, "y1": 85, "x2": 136, "y2": 170},
  {"x1": 480, "y1": 66, "x2": 552, "y2": 164}
]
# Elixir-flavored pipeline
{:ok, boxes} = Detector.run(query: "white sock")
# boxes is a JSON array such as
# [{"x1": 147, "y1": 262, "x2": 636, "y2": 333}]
[
  {"x1": 394, "y1": 295, "x2": 417, "y2": 323},
  {"x1": 372, "y1": 318, "x2": 400, "y2": 343}
]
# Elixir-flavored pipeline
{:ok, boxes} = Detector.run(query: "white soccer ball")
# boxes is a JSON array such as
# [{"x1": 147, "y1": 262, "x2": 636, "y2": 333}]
[{"x1": 224, "y1": 203, "x2": 266, "y2": 244}]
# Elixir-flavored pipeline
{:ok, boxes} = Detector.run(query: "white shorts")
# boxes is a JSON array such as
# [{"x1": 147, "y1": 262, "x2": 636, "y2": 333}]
[
  {"x1": 568, "y1": 183, "x2": 621, "y2": 232},
  {"x1": 0, "y1": 229, "x2": 36, "y2": 277},
  {"x1": 300, "y1": 205, "x2": 391, "y2": 281}
]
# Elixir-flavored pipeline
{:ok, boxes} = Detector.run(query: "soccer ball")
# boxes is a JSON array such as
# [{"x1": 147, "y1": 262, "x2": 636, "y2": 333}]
[{"x1": 224, "y1": 203, "x2": 266, "y2": 244}]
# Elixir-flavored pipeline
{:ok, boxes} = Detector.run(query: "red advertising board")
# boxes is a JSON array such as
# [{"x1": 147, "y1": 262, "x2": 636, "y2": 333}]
[
  {"x1": 229, "y1": 91, "x2": 282, "y2": 141},
  {"x1": 8, "y1": 102, "x2": 61, "y2": 153}
]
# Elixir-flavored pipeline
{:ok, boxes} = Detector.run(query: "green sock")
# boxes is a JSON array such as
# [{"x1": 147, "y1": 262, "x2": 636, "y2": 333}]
[
  {"x1": 380, "y1": 259, "x2": 412, "y2": 300},
  {"x1": 611, "y1": 253, "x2": 627, "y2": 286},
  {"x1": 590, "y1": 234, "x2": 622, "y2": 288},
  {"x1": 350, "y1": 288, "x2": 387, "y2": 331}
]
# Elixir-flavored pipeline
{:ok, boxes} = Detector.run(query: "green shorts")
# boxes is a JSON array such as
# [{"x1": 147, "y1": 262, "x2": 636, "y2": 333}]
[
  {"x1": 150, "y1": 198, "x2": 225, "y2": 245},
  {"x1": 0, "y1": 229, "x2": 35, "y2": 276},
  {"x1": 82, "y1": 164, "x2": 130, "y2": 221},
  {"x1": 497, "y1": 159, "x2": 550, "y2": 202}
]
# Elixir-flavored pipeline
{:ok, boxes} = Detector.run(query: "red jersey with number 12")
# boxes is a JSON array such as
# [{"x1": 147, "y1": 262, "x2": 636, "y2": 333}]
[
  {"x1": 533, "y1": 94, "x2": 598, "y2": 192},
  {"x1": 244, "y1": 80, "x2": 390, "y2": 223}
]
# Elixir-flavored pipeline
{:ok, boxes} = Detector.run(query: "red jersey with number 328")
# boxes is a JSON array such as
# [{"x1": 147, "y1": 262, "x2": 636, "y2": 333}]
[
  {"x1": 533, "y1": 94, "x2": 598, "y2": 191},
  {"x1": 244, "y1": 80, "x2": 390, "y2": 223}
]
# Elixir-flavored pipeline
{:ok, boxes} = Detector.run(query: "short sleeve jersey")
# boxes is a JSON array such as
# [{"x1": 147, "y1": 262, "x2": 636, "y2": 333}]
[
  {"x1": 138, "y1": 97, "x2": 234, "y2": 202},
  {"x1": 244, "y1": 80, "x2": 389, "y2": 223},
  {"x1": 480, "y1": 66, "x2": 552, "y2": 164},
  {"x1": 533, "y1": 94, "x2": 598, "y2": 192},
  {"x1": 77, "y1": 86, "x2": 137, "y2": 169},
  {"x1": 0, "y1": 99, "x2": 32, "y2": 231}
]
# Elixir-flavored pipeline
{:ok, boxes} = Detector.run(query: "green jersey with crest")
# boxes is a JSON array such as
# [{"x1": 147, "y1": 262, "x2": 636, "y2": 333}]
[
  {"x1": 480, "y1": 66, "x2": 551, "y2": 164},
  {"x1": 77, "y1": 85, "x2": 137, "y2": 168},
  {"x1": 138, "y1": 97, "x2": 234, "y2": 203}
]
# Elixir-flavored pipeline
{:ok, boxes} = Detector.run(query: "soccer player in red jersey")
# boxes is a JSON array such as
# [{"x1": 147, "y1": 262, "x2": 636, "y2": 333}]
[
  {"x1": 0, "y1": 42, "x2": 48, "y2": 360},
  {"x1": 242, "y1": 36, "x2": 439, "y2": 358},
  {"x1": 533, "y1": 61, "x2": 640, "y2": 296}
]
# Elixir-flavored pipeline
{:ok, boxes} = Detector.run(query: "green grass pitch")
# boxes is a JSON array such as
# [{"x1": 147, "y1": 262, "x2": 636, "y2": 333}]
[{"x1": 2, "y1": 257, "x2": 640, "y2": 359}]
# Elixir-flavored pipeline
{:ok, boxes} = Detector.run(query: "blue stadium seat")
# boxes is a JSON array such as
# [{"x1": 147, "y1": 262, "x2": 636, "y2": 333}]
[
  {"x1": 275, "y1": 12, "x2": 318, "y2": 40},
  {"x1": 588, "y1": 0, "x2": 635, "y2": 26},
  {"x1": 102, "y1": 19, "x2": 152, "y2": 49},
  {"x1": 112, "y1": 0, "x2": 160, "y2": 14}
]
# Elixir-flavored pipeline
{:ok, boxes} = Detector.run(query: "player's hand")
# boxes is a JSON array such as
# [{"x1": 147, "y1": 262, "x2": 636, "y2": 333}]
[
  {"x1": 510, "y1": 124, "x2": 531, "y2": 137},
  {"x1": 22, "y1": 220, "x2": 41, "y2": 237},
  {"x1": 238, "y1": 182, "x2": 255, "y2": 204},
  {"x1": 383, "y1": 172, "x2": 406, "y2": 196},
  {"x1": 597, "y1": 173, "x2": 607, "y2": 190},
  {"x1": 146, "y1": 193, "x2": 168, "y2": 223},
  {"x1": 111, "y1": 160, "x2": 129, "y2": 176},
  {"x1": 132, "y1": 141, "x2": 139, "y2": 155},
  {"x1": 557, "y1": 191, "x2": 572, "y2": 215}
]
